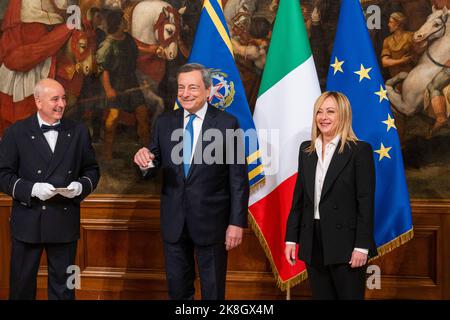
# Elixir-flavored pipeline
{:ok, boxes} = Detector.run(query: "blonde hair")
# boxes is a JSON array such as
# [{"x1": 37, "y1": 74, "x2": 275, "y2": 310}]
[
  {"x1": 390, "y1": 12, "x2": 407, "y2": 27},
  {"x1": 306, "y1": 91, "x2": 358, "y2": 154}
]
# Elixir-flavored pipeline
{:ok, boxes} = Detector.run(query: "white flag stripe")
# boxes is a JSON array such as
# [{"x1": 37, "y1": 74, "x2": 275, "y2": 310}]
[{"x1": 250, "y1": 56, "x2": 321, "y2": 205}]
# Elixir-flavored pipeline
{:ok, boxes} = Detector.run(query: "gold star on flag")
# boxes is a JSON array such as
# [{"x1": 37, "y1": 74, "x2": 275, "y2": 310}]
[
  {"x1": 382, "y1": 114, "x2": 397, "y2": 132},
  {"x1": 354, "y1": 64, "x2": 372, "y2": 82},
  {"x1": 330, "y1": 57, "x2": 344, "y2": 75},
  {"x1": 375, "y1": 143, "x2": 392, "y2": 161},
  {"x1": 375, "y1": 85, "x2": 389, "y2": 102}
]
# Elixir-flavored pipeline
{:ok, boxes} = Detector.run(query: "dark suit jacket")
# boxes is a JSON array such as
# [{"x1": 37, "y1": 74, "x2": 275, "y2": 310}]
[
  {"x1": 147, "y1": 105, "x2": 249, "y2": 246},
  {"x1": 285, "y1": 140, "x2": 377, "y2": 265},
  {"x1": 0, "y1": 114, "x2": 100, "y2": 244}
]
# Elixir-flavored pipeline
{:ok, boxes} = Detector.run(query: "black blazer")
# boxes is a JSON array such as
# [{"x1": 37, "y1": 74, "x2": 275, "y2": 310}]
[
  {"x1": 285, "y1": 140, "x2": 377, "y2": 265},
  {"x1": 147, "y1": 105, "x2": 249, "y2": 246},
  {"x1": 0, "y1": 114, "x2": 100, "y2": 243}
]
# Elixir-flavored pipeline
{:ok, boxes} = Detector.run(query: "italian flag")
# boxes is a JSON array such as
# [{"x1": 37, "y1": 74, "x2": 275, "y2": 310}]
[{"x1": 249, "y1": 0, "x2": 321, "y2": 289}]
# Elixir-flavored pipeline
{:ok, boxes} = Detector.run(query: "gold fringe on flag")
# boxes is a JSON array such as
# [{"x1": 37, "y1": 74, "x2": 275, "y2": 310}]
[
  {"x1": 249, "y1": 176, "x2": 265, "y2": 193},
  {"x1": 369, "y1": 228, "x2": 414, "y2": 262},
  {"x1": 247, "y1": 213, "x2": 308, "y2": 291}
]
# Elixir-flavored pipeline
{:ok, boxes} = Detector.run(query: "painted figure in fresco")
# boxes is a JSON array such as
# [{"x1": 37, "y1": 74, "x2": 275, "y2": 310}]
[
  {"x1": 0, "y1": 0, "x2": 96, "y2": 136},
  {"x1": 55, "y1": 22, "x2": 96, "y2": 111},
  {"x1": 224, "y1": 0, "x2": 276, "y2": 67},
  {"x1": 425, "y1": 0, "x2": 450, "y2": 136},
  {"x1": 228, "y1": 15, "x2": 271, "y2": 110},
  {"x1": 152, "y1": 0, "x2": 200, "y2": 111},
  {"x1": 169, "y1": 0, "x2": 201, "y2": 47},
  {"x1": 136, "y1": 70, "x2": 165, "y2": 134},
  {"x1": 96, "y1": 10, "x2": 150, "y2": 160},
  {"x1": 381, "y1": 12, "x2": 416, "y2": 78},
  {"x1": 310, "y1": 0, "x2": 340, "y2": 55},
  {"x1": 74, "y1": 6, "x2": 106, "y2": 143},
  {"x1": 127, "y1": 0, "x2": 187, "y2": 122},
  {"x1": 392, "y1": 0, "x2": 431, "y2": 31},
  {"x1": 386, "y1": 5, "x2": 449, "y2": 137},
  {"x1": 223, "y1": 0, "x2": 276, "y2": 109},
  {"x1": 129, "y1": 0, "x2": 184, "y2": 83},
  {"x1": 305, "y1": 3, "x2": 329, "y2": 90},
  {"x1": 425, "y1": 60, "x2": 450, "y2": 136},
  {"x1": 0, "y1": 0, "x2": 72, "y2": 135}
]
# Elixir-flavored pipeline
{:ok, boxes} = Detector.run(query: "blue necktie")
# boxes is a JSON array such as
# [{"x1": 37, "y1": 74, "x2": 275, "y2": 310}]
[{"x1": 183, "y1": 114, "x2": 196, "y2": 177}]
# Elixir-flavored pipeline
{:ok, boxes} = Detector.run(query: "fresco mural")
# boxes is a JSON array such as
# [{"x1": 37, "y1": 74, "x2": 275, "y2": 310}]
[{"x1": 0, "y1": 0, "x2": 448, "y2": 197}]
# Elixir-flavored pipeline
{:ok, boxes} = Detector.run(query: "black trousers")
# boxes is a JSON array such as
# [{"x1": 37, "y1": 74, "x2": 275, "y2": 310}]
[
  {"x1": 9, "y1": 238, "x2": 77, "y2": 300},
  {"x1": 306, "y1": 220, "x2": 367, "y2": 300},
  {"x1": 163, "y1": 224, "x2": 228, "y2": 300}
]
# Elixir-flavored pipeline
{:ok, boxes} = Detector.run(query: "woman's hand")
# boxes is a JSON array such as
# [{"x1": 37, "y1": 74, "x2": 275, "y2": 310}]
[{"x1": 285, "y1": 243, "x2": 297, "y2": 266}]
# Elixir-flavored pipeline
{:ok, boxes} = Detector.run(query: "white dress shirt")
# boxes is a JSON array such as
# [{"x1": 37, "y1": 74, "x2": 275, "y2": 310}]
[
  {"x1": 183, "y1": 102, "x2": 207, "y2": 164},
  {"x1": 287, "y1": 135, "x2": 368, "y2": 255},
  {"x1": 37, "y1": 112, "x2": 60, "y2": 153},
  {"x1": 313, "y1": 134, "x2": 340, "y2": 220}
]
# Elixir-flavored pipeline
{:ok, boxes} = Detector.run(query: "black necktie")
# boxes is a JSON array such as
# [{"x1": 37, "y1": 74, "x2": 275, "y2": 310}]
[{"x1": 41, "y1": 123, "x2": 62, "y2": 133}]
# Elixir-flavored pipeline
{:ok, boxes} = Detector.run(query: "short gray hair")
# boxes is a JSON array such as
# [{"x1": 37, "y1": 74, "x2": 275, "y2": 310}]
[{"x1": 176, "y1": 63, "x2": 212, "y2": 88}]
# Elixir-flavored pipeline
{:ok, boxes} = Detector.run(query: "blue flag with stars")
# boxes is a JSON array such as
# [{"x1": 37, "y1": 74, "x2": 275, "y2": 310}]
[
  {"x1": 327, "y1": 0, "x2": 413, "y2": 255},
  {"x1": 186, "y1": 0, "x2": 264, "y2": 189}
]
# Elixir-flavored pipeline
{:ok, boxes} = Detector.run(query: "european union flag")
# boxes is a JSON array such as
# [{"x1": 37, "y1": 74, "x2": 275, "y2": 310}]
[
  {"x1": 327, "y1": 0, "x2": 413, "y2": 255},
  {"x1": 187, "y1": 0, "x2": 264, "y2": 189}
]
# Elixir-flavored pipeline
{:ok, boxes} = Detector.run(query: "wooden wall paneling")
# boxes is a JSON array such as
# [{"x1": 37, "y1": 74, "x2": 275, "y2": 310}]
[
  {"x1": 73, "y1": 196, "x2": 168, "y2": 299},
  {"x1": 0, "y1": 201, "x2": 12, "y2": 299},
  {"x1": 443, "y1": 212, "x2": 450, "y2": 299},
  {"x1": 1, "y1": 195, "x2": 449, "y2": 300}
]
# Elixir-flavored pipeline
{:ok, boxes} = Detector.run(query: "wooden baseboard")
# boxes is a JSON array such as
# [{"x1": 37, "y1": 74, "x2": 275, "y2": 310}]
[{"x1": 1, "y1": 195, "x2": 449, "y2": 299}]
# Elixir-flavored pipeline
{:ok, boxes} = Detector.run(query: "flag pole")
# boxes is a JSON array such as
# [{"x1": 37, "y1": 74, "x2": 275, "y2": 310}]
[{"x1": 286, "y1": 281, "x2": 291, "y2": 300}]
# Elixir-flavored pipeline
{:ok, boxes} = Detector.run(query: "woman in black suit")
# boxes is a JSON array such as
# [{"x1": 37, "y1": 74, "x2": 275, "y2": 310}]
[{"x1": 285, "y1": 91, "x2": 377, "y2": 300}]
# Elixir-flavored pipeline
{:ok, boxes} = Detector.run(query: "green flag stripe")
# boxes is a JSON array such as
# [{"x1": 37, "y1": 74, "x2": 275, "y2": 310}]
[{"x1": 258, "y1": 0, "x2": 312, "y2": 97}]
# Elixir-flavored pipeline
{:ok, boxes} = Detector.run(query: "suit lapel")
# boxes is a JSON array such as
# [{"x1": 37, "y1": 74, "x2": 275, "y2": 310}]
[
  {"x1": 186, "y1": 105, "x2": 217, "y2": 181},
  {"x1": 302, "y1": 148, "x2": 318, "y2": 202},
  {"x1": 320, "y1": 141, "x2": 352, "y2": 202},
  {"x1": 44, "y1": 119, "x2": 74, "y2": 179},
  {"x1": 173, "y1": 109, "x2": 185, "y2": 179},
  {"x1": 28, "y1": 115, "x2": 53, "y2": 163}
]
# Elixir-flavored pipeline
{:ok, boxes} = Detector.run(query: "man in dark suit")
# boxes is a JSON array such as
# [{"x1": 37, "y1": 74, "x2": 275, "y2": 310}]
[
  {"x1": 0, "y1": 78, "x2": 100, "y2": 300},
  {"x1": 134, "y1": 63, "x2": 249, "y2": 300}
]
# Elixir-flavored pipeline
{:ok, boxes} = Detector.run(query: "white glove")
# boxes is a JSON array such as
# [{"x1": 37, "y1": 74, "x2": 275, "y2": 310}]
[
  {"x1": 31, "y1": 183, "x2": 56, "y2": 201},
  {"x1": 59, "y1": 181, "x2": 83, "y2": 198}
]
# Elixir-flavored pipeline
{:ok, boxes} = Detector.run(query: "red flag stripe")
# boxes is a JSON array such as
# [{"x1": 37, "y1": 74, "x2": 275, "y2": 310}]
[{"x1": 249, "y1": 174, "x2": 306, "y2": 284}]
